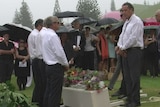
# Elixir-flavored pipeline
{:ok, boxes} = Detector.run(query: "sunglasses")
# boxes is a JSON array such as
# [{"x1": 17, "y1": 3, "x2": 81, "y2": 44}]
[{"x1": 53, "y1": 21, "x2": 60, "y2": 24}]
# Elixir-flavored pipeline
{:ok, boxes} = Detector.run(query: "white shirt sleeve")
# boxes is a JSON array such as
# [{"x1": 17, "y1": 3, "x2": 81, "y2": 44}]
[
  {"x1": 50, "y1": 33, "x2": 69, "y2": 66},
  {"x1": 28, "y1": 32, "x2": 36, "y2": 59}
]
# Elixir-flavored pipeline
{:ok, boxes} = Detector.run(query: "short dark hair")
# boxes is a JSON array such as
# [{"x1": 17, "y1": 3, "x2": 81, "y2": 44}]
[
  {"x1": 85, "y1": 26, "x2": 90, "y2": 30},
  {"x1": 122, "y1": 2, "x2": 134, "y2": 11},
  {"x1": 35, "y1": 19, "x2": 43, "y2": 28}
]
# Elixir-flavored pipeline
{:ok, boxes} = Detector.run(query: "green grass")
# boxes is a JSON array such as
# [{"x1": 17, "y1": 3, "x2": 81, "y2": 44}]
[
  {"x1": 108, "y1": 75, "x2": 160, "y2": 107},
  {"x1": 10, "y1": 75, "x2": 160, "y2": 107}
]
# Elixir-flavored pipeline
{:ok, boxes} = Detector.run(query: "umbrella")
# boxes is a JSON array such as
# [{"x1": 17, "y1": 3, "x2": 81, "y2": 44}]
[
  {"x1": 103, "y1": 11, "x2": 121, "y2": 20},
  {"x1": 96, "y1": 18, "x2": 119, "y2": 26},
  {"x1": 144, "y1": 25, "x2": 159, "y2": 35},
  {"x1": 144, "y1": 17, "x2": 156, "y2": 22},
  {"x1": 3, "y1": 23, "x2": 32, "y2": 42},
  {"x1": 56, "y1": 26, "x2": 79, "y2": 36},
  {"x1": 54, "y1": 11, "x2": 84, "y2": 18},
  {"x1": 71, "y1": 17, "x2": 97, "y2": 25},
  {"x1": 109, "y1": 21, "x2": 124, "y2": 32},
  {"x1": 0, "y1": 26, "x2": 10, "y2": 36}
]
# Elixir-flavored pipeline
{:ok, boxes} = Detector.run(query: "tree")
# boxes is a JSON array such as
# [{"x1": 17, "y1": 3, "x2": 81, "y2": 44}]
[
  {"x1": 111, "y1": 0, "x2": 116, "y2": 11},
  {"x1": 144, "y1": 0, "x2": 147, "y2": 5},
  {"x1": 19, "y1": 0, "x2": 33, "y2": 29},
  {"x1": 53, "y1": 0, "x2": 62, "y2": 22},
  {"x1": 76, "y1": 0, "x2": 101, "y2": 20},
  {"x1": 53, "y1": 0, "x2": 61, "y2": 15},
  {"x1": 13, "y1": 9, "x2": 21, "y2": 24}
]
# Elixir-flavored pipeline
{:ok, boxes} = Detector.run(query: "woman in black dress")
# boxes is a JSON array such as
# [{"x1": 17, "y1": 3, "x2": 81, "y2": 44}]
[{"x1": 15, "y1": 39, "x2": 30, "y2": 90}]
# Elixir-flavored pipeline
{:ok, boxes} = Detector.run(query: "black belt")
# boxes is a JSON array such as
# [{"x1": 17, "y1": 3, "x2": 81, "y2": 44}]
[
  {"x1": 126, "y1": 47, "x2": 141, "y2": 51},
  {"x1": 48, "y1": 63, "x2": 61, "y2": 67}
]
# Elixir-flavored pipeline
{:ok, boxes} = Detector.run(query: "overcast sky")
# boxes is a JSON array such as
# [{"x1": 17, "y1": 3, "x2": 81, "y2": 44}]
[{"x1": 0, "y1": 0, "x2": 159, "y2": 25}]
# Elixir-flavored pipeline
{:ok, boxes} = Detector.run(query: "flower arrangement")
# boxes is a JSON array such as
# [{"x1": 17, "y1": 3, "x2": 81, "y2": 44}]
[{"x1": 63, "y1": 67, "x2": 107, "y2": 91}]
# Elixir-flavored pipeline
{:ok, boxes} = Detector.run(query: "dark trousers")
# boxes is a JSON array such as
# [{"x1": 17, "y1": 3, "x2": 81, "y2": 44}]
[
  {"x1": 43, "y1": 64, "x2": 64, "y2": 107},
  {"x1": 83, "y1": 50, "x2": 95, "y2": 70},
  {"x1": 32, "y1": 58, "x2": 46, "y2": 107},
  {"x1": 108, "y1": 55, "x2": 126, "y2": 95},
  {"x1": 122, "y1": 48, "x2": 142, "y2": 105},
  {"x1": 0, "y1": 61, "x2": 13, "y2": 83}
]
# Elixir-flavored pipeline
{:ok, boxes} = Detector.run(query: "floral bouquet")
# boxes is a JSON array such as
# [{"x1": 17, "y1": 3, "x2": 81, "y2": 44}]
[{"x1": 63, "y1": 67, "x2": 107, "y2": 91}]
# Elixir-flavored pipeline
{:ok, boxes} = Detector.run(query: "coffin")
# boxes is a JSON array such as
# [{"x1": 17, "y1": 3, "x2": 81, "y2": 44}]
[{"x1": 62, "y1": 87, "x2": 111, "y2": 107}]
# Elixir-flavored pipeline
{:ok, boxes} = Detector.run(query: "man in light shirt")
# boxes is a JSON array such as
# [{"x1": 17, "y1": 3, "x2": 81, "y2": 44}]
[
  {"x1": 117, "y1": 2, "x2": 144, "y2": 107},
  {"x1": 42, "y1": 16, "x2": 69, "y2": 107},
  {"x1": 27, "y1": 19, "x2": 44, "y2": 107}
]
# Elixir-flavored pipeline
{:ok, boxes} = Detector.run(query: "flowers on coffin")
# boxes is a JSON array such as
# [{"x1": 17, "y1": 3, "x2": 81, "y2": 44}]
[{"x1": 63, "y1": 67, "x2": 107, "y2": 91}]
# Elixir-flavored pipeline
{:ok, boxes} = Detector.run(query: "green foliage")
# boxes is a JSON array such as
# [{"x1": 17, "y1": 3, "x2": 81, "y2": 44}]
[
  {"x1": 53, "y1": 0, "x2": 61, "y2": 15},
  {"x1": 0, "y1": 83, "x2": 37, "y2": 107},
  {"x1": 13, "y1": 9, "x2": 21, "y2": 24},
  {"x1": 13, "y1": 1, "x2": 33, "y2": 29},
  {"x1": 20, "y1": 1, "x2": 33, "y2": 29},
  {"x1": 131, "y1": 3, "x2": 160, "y2": 19},
  {"x1": 76, "y1": 0, "x2": 101, "y2": 20}
]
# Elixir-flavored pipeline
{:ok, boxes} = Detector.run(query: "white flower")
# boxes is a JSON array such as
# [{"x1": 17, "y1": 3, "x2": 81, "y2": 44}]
[{"x1": 99, "y1": 81, "x2": 105, "y2": 88}]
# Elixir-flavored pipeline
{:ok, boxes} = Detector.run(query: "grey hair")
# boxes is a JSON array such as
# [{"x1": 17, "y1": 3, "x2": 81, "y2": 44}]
[{"x1": 45, "y1": 16, "x2": 59, "y2": 28}]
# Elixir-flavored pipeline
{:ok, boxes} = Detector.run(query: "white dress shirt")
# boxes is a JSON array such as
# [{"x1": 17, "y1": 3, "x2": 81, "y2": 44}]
[
  {"x1": 28, "y1": 29, "x2": 39, "y2": 59},
  {"x1": 36, "y1": 27, "x2": 47, "y2": 59},
  {"x1": 117, "y1": 14, "x2": 144, "y2": 50},
  {"x1": 42, "y1": 28, "x2": 69, "y2": 66}
]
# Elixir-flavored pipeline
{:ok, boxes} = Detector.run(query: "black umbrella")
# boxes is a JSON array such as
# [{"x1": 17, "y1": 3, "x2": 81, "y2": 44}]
[
  {"x1": 71, "y1": 17, "x2": 97, "y2": 25},
  {"x1": 0, "y1": 26, "x2": 10, "y2": 36},
  {"x1": 3, "y1": 23, "x2": 32, "y2": 42},
  {"x1": 109, "y1": 21, "x2": 124, "y2": 32},
  {"x1": 96, "y1": 18, "x2": 119, "y2": 26},
  {"x1": 54, "y1": 11, "x2": 84, "y2": 18},
  {"x1": 56, "y1": 26, "x2": 79, "y2": 36}
]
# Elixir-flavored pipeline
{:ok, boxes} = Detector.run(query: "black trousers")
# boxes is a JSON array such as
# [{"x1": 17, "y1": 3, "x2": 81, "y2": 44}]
[
  {"x1": 0, "y1": 61, "x2": 13, "y2": 83},
  {"x1": 43, "y1": 64, "x2": 64, "y2": 107},
  {"x1": 83, "y1": 50, "x2": 95, "y2": 70},
  {"x1": 122, "y1": 48, "x2": 142, "y2": 105},
  {"x1": 32, "y1": 58, "x2": 46, "y2": 107}
]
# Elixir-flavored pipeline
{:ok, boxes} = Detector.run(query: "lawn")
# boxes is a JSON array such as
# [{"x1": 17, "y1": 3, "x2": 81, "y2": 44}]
[{"x1": 10, "y1": 75, "x2": 160, "y2": 107}]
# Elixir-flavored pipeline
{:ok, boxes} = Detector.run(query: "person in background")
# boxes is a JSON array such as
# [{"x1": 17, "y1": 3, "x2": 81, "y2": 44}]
[
  {"x1": 108, "y1": 10, "x2": 127, "y2": 100},
  {"x1": 106, "y1": 25, "x2": 116, "y2": 72},
  {"x1": 96, "y1": 27, "x2": 109, "y2": 71},
  {"x1": 57, "y1": 26, "x2": 75, "y2": 66},
  {"x1": 155, "y1": 9, "x2": 160, "y2": 95},
  {"x1": 14, "y1": 39, "x2": 30, "y2": 90},
  {"x1": 144, "y1": 29, "x2": 159, "y2": 77},
  {"x1": 71, "y1": 20, "x2": 86, "y2": 69},
  {"x1": 0, "y1": 33, "x2": 15, "y2": 83},
  {"x1": 28, "y1": 19, "x2": 44, "y2": 107},
  {"x1": 155, "y1": 9, "x2": 160, "y2": 23},
  {"x1": 83, "y1": 26, "x2": 99, "y2": 70},
  {"x1": 117, "y1": 2, "x2": 144, "y2": 106},
  {"x1": 42, "y1": 16, "x2": 69, "y2": 107}
]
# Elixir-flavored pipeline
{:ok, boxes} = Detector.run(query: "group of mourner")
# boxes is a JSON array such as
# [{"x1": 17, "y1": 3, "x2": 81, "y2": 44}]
[{"x1": 1, "y1": 2, "x2": 160, "y2": 107}]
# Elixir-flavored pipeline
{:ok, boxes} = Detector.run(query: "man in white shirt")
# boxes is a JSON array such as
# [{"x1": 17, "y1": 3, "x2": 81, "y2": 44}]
[
  {"x1": 42, "y1": 16, "x2": 69, "y2": 107},
  {"x1": 28, "y1": 19, "x2": 44, "y2": 107},
  {"x1": 116, "y1": 2, "x2": 144, "y2": 107}
]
